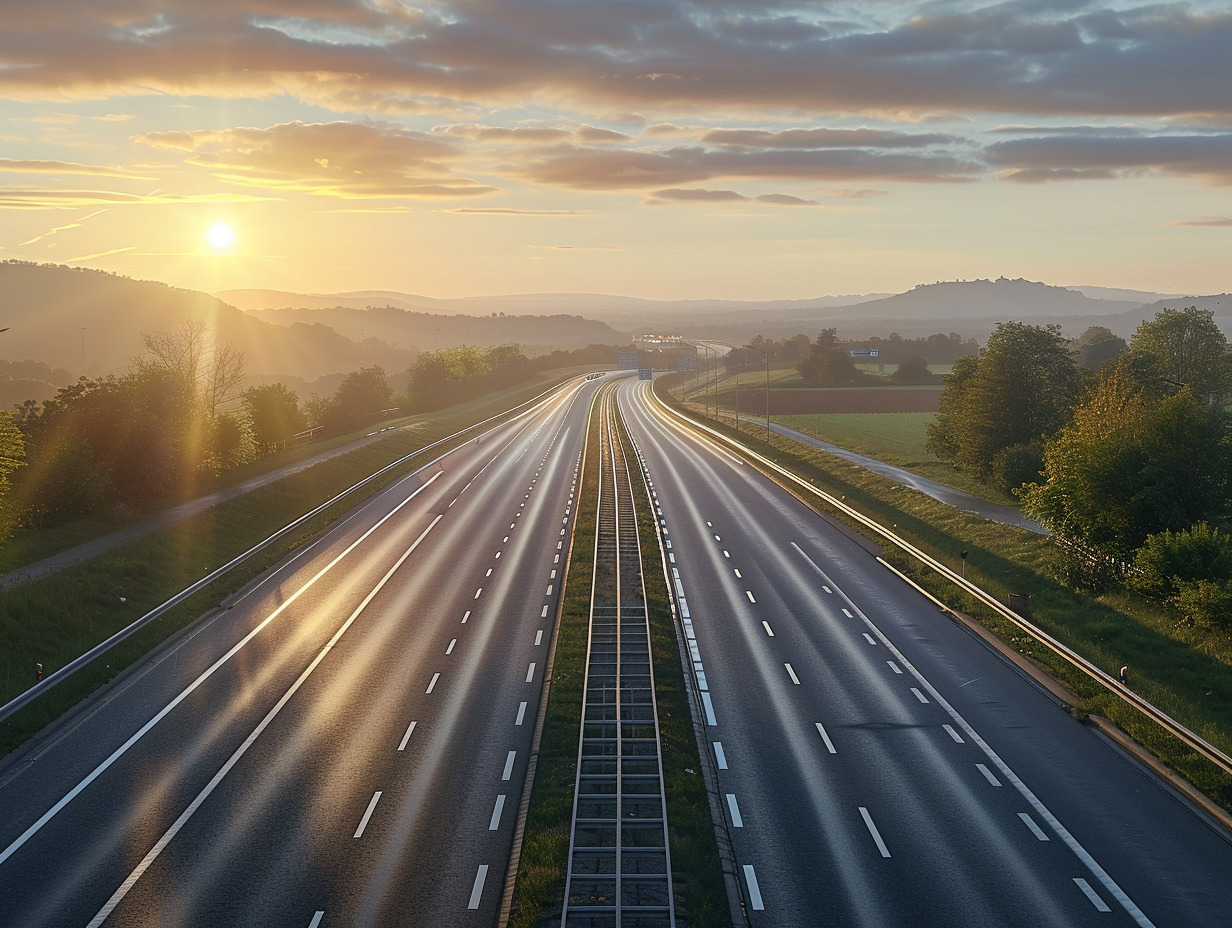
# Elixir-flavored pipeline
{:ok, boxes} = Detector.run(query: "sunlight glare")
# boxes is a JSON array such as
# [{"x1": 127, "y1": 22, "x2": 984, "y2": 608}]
[{"x1": 206, "y1": 221, "x2": 236, "y2": 251}]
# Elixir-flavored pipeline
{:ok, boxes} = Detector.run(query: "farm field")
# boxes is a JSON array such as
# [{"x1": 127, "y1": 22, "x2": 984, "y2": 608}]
[{"x1": 777, "y1": 412, "x2": 933, "y2": 462}]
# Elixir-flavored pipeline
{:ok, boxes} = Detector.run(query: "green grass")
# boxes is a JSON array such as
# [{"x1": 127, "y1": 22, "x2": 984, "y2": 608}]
[
  {"x1": 654, "y1": 375, "x2": 1232, "y2": 812},
  {"x1": 777, "y1": 412, "x2": 934, "y2": 461},
  {"x1": 0, "y1": 377, "x2": 567, "y2": 756}
]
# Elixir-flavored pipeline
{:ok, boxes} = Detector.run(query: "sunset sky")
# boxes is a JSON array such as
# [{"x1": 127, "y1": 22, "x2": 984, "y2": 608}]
[{"x1": 1, "y1": 0, "x2": 1230, "y2": 300}]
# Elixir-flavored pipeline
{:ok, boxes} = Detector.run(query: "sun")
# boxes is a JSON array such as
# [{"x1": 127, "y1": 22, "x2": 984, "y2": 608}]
[{"x1": 206, "y1": 221, "x2": 236, "y2": 251}]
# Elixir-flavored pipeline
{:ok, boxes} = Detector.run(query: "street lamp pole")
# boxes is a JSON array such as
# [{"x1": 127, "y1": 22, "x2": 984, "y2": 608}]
[{"x1": 747, "y1": 344, "x2": 771, "y2": 442}]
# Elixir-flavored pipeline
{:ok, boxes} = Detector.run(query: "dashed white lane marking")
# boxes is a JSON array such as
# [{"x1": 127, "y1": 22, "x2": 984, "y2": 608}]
[
  {"x1": 474, "y1": 588, "x2": 483, "y2": 600},
  {"x1": 733, "y1": 568, "x2": 742, "y2": 578},
  {"x1": 541, "y1": 605, "x2": 549, "y2": 618},
  {"x1": 841, "y1": 608, "x2": 853, "y2": 618},
  {"x1": 943, "y1": 724, "x2": 965, "y2": 744},
  {"x1": 723, "y1": 550, "x2": 730, "y2": 558},
  {"x1": 426, "y1": 673, "x2": 440, "y2": 694},
  {"x1": 714, "y1": 534, "x2": 721, "y2": 541},
  {"x1": 822, "y1": 585, "x2": 832, "y2": 594},
  {"x1": 762, "y1": 621, "x2": 775, "y2": 637},
  {"x1": 502, "y1": 751, "x2": 517, "y2": 781},
  {"x1": 446, "y1": 638, "x2": 457, "y2": 655},
  {"x1": 976, "y1": 763, "x2": 1002, "y2": 787},
  {"x1": 515, "y1": 701, "x2": 528, "y2": 726},
  {"x1": 701, "y1": 692, "x2": 718, "y2": 726},
  {"x1": 863, "y1": 633, "x2": 877, "y2": 645},
  {"x1": 354, "y1": 791, "x2": 382, "y2": 838},
  {"x1": 910, "y1": 687, "x2": 930, "y2": 704},
  {"x1": 714, "y1": 742, "x2": 728, "y2": 769},
  {"x1": 462, "y1": 610, "x2": 471, "y2": 624},
  {"x1": 308, "y1": 911, "x2": 324, "y2": 928},
  {"x1": 525, "y1": 663, "x2": 536, "y2": 683},
  {"x1": 545, "y1": 584, "x2": 553, "y2": 596},
  {"x1": 397, "y1": 720, "x2": 417, "y2": 752},
  {"x1": 746, "y1": 590, "x2": 757, "y2": 603},
  {"x1": 887, "y1": 660, "x2": 902, "y2": 674},
  {"x1": 815, "y1": 722, "x2": 837, "y2": 754},
  {"x1": 1019, "y1": 813, "x2": 1051, "y2": 841},
  {"x1": 784, "y1": 663, "x2": 801, "y2": 685},
  {"x1": 535, "y1": 629, "x2": 544, "y2": 646},
  {"x1": 489, "y1": 794, "x2": 506, "y2": 830},
  {"x1": 1075, "y1": 878, "x2": 1113, "y2": 912},
  {"x1": 550, "y1": 569, "x2": 557, "y2": 578},
  {"x1": 494, "y1": 551, "x2": 500, "y2": 559},
  {"x1": 743, "y1": 865, "x2": 765, "y2": 911},
  {"x1": 726, "y1": 794, "x2": 744, "y2": 827},
  {"x1": 468, "y1": 865, "x2": 489, "y2": 910},
  {"x1": 859, "y1": 807, "x2": 891, "y2": 858},
  {"x1": 503, "y1": 536, "x2": 509, "y2": 543}
]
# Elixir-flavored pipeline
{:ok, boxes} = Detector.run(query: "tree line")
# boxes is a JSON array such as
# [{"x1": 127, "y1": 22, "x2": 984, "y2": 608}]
[
  {"x1": 925, "y1": 307, "x2": 1232, "y2": 627},
  {"x1": 0, "y1": 327, "x2": 624, "y2": 538}
]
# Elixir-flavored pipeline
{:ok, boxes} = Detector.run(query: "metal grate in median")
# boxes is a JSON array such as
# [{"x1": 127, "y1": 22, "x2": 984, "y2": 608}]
[{"x1": 561, "y1": 387, "x2": 675, "y2": 928}]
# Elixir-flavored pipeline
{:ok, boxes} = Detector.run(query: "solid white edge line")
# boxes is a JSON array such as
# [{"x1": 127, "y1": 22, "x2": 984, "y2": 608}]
[
  {"x1": 742, "y1": 865, "x2": 765, "y2": 911},
  {"x1": 815, "y1": 722, "x2": 837, "y2": 754},
  {"x1": 468, "y1": 864, "x2": 489, "y2": 910},
  {"x1": 397, "y1": 720, "x2": 417, "y2": 752},
  {"x1": 354, "y1": 791, "x2": 382, "y2": 838},
  {"x1": 859, "y1": 806, "x2": 891, "y2": 858},
  {"x1": 83, "y1": 516, "x2": 444, "y2": 927},
  {"x1": 791, "y1": 541, "x2": 1156, "y2": 926},
  {"x1": 1, "y1": 476, "x2": 444, "y2": 871}
]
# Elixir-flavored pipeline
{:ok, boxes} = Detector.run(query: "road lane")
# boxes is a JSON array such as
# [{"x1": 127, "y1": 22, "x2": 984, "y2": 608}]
[
  {"x1": 621, "y1": 378, "x2": 1232, "y2": 928},
  {"x1": 0, "y1": 375, "x2": 601, "y2": 927}
]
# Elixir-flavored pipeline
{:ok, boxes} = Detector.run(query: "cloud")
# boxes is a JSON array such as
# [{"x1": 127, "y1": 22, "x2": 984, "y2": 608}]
[
  {"x1": 1, "y1": 1, "x2": 1230, "y2": 128},
  {"x1": 1171, "y1": 216, "x2": 1232, "y2": 227},
  {"x1": 647, "y1": 187, "x2": 818, "y2": 206},
  {"x1": 987, "y1": 133, "x2": 1232, "y2": 185},
  {"x1": 445, "y1": 207, "x2": 590, "y2": 215},
  {"x1": 0, "y1": 188, "x2": 273, "y2": 209},
  {"x1": 701, "y1": 128, "x2": 959, "y2": 149},
  {"x1": 134, "y1": 120, "x2": 497, "y2": 198},
  {"x1": 524, "y1": 144, "x2": 978, "y2": 190},
  {"x1": 0, "y1": 158, "x2": 150, "y2": 179},
  {"x1": 18, "y1": 207, "x2": 108, "y2": 245}
]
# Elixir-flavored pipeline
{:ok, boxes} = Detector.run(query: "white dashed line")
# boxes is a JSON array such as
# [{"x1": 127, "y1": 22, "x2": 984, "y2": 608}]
[
  {"x1": 815, "y1": 722, "x2": 837, "y2": 754},
  {"x1": 308, "y1": 911, "x2": 324, "y2": 928},
  {"x1": 502, "y1": 751, "x2": 516, "y2": 781},
  {"x1": 762, "y1": 621, "x2": 774, "y2": 637},
  {"x1": 426, "y1": 673, "x2": 440, "y2": 694},
  {"x1": 534, "y1": 630, "x2": 543, "y2": 646},
  {"x1": 474, "y1": 588, "x2": 483, "y2": 600},
  {"x1": 525, "y1": 663, "x2": 536, "y2": 683},
  {"x1": 446, "y1": 638, "x2": 457, "y2": 655},
  {"x1": 541, "y1": 605, "x2": 549, "y2": 617},
  {"x1": 1075, "y1": 878, "x2": 1113, "y2": 912},
  {"x1": 746, "y1": 590, "x2": 756, "y2": 603},
  {"x1": 943, "y1": 724, "x2": 965, "y2": 744},
  {"x1": 701, "y1": 692, "x2": 718, "y2": 726},
  {"x1": 515, "y1": 702, "x2": 527, "y2": 726},
  {"x1": 468, "y1": 865, "x2": 489, "y2": 909},
  {"x1": 397, "y1": 720, "x2": 417, "y2": 752},
  {"x1": 726, "y1": 794, "x2": 744, "y2": 827},
  {"x1": 863, "y1": 633, "x2": 877, "y2": 645},
  {"x1": 734, "y1": 568, "x2": 742, "y2": 578},
  {"x1": 489, "y1": 795, "x2": 506, "y2": 830},
  {"x1": 462, "y1": 610, "x2": 471, "y2": 624},
  {"x1": 841, "y1": 608, "x2": 853, "y2": 618},
  {"x1": 1019, "y1": 813, "x2": 1051, "y2": 841},
  {"x1": 354, "y1": 791, "x2": 382, "y2": 838},
  {"x1": 784, "y1": 663, "x2": 801, "y2": 685},
  {"x1": 859, "y1": 807, "x2": 891, "y2": 858},
  {"x1": 743, "y1": 865, "x2": 764, "y2": 910},
  {"x1": 887, "y1": 661, "x2": 902, "y2": 674},
  {"x1": 714, "y1": 742, "x2": 728, "y2": 769},
  {"x1": 910, "y1": 687, "x2": 929, "y2": 704},
  {"x1": 976, "y1": 763, "x2": 1002, "y2": 787}
]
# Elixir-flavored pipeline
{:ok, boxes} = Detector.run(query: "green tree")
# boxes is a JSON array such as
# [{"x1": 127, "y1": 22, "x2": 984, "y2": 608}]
[
  {"x1": 1126, "y1": 306, "x2": 1232, "y2": 403},
  {"x1": 1071, "y1": 326, "x2": 1127, "y2": 371},
  {"x1": 797, "y1": 329, "x2": 869, "y2": 387},
  {"x1": 0, "y1": 411, "x2": 26, "y2": 543},
  {"x1": 315, "y1": 366, "x2": 393, "y2": 435},
  {"x1": 1020, "y1": 367, "x2": 1232, "y2": 559},
  {"x1": 926, "y1": 322, "x2": 1082, "y2": 485},
  {"x1": 242, "y1": 383, "x2": 306, "y2": 452},
  {"x1": 889, "y1": 355, "x2": 937, "y2": 385}
]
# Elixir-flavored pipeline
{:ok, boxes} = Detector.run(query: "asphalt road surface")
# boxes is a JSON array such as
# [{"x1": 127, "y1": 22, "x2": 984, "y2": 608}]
[
  {"x1": 621, "y1": 378, "x2": 1232, "y2": 928},
  {"x1": 0, "y1": 375, "x2": 601, "y2": 928}
]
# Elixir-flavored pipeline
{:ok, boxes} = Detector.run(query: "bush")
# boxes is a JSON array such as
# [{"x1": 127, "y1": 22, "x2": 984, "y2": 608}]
[
  {"x1": 992, "y1": 442, "x2": 1043, "y2": 492},
  {"x1": 1171, "y1": 579, "x2": 1232, "y2": 630},
  {"x1": 1131, "y1": 523, "x2": 1232, "y2": 600}
]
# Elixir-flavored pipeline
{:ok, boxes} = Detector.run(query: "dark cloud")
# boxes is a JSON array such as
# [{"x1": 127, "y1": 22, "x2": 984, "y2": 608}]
[
  {"x1": 647, "y1": 187, "x2": 818, "y2": 206},
  {"x1": 0, "y1": 1, "x2": 1230, "y2": 126},
  {"x1": 988, "y1": 133, "x2": 1232, "y2": 185},
  {"x1": 701, "y1": 127, "x2": 959, "y2": 149}
]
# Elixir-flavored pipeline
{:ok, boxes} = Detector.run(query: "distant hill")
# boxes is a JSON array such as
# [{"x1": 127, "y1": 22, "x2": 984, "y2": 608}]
[
  {"x1": 0, "y1": 262, "x2": 416, "y2": 393},
  {"x1": 243, "y1": 304, "x2": 625, "y2": 352}
]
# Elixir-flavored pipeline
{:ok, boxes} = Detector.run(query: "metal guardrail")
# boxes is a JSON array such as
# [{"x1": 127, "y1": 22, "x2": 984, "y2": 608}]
[
  {"x1": 0, "y1": 378, "x2": 585, "y2": 726},
  {"x1": 646, "y1": 384, "x2": 1232, "y2": 779}
]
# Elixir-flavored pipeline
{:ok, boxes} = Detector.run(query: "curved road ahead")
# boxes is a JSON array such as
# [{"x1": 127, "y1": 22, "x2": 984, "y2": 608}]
[{"x1": 621, "y1": 378, "x2": 1230, "y2": 927}]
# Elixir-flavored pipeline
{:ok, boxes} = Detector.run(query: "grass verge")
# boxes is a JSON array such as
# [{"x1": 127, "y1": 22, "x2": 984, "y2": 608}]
[
  {"x1": 0, "y1": 377, "x2": 566, "y2": 757},
  {"x1": 655, "y1": 376, "x2": 1232, "y2": 814}
]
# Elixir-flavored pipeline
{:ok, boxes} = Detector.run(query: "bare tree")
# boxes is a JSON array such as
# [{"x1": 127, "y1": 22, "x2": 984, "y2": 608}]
[{"x1": 139, "y1": 318, "x2": 246, "y2": 415}]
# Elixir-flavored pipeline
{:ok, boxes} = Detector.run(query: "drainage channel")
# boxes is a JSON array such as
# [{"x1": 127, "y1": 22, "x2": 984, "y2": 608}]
[{"x1": 561, "y1": 386, "x2": 675, "y2": 928}]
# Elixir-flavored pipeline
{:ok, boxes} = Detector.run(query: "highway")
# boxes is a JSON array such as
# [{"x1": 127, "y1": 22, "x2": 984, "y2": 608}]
[
  {"x1": 619, "y1": 378, "x2": 1232, "y2": 928},
  {"x1": 0, "y1": 375, "x2": 602, "y2": 928}
]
